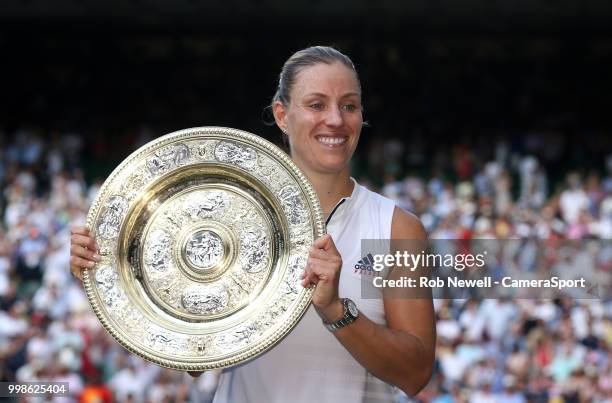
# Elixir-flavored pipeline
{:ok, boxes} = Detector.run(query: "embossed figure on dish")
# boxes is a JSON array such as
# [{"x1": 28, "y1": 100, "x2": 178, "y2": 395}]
[
  {"x1": 98, "y1": 196, "x2": 129, "y2": 240},
  {"x1": 147, "y1": 143, "x2": 190, "y2": 175},
  {"x1": 278, "y1": 185, "x2": 308, "y2": 225},
  {"x1": 185, "y1": 231, "x2": 225, "y2": 269},
  {"x1": 183, "y1": 191, "x2": 229, "y2": 220},
  {"x1": 181, "y1": 284, "x2": 230, "y2": 315},
  {"x1": 144, "y1": 229, "x2": 173, "y2": 272},
  {"x1": 214, "y1": 141, "x2": 258, "y2": 169}
]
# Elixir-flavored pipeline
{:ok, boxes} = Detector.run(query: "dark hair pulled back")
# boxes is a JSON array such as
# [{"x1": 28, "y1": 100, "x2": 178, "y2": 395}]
[{"x1": 272, "y1": 46, "x2": 360, "y2": 107}]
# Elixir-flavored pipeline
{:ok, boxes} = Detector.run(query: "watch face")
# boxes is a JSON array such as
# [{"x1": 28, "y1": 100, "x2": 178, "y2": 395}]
[{"x1": 346, "y1": 299, "x2": 358, "y2": 317}]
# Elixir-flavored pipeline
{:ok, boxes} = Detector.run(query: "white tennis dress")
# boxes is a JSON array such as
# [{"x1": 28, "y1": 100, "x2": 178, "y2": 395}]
[{"x1": 213, "y1": 179, "x2": 397, "y2": 403}]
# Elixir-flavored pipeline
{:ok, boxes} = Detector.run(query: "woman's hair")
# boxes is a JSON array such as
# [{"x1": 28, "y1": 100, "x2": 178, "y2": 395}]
[{"x1": 272, "y1": 46, "x2": 360, "y2": 107}]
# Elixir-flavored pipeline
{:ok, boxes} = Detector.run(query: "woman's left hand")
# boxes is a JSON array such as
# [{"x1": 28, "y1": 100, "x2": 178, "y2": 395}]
[{"x1": 301, "y1": 234, "x2": 344, "y2": 322}]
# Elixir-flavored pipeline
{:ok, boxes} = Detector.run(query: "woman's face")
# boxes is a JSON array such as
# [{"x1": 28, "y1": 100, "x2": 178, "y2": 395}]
[{"x1": 274, "y1": 62, "x2": 363, "y2": 175}]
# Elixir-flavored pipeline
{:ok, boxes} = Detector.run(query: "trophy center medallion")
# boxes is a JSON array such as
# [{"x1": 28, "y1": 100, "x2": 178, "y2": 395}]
[
  {"x1": 185, "y1": 230, "x2": 224, "y2": 270},
  {"x1": 175, "y1": 220, "x2": 236, "y2": 283}
]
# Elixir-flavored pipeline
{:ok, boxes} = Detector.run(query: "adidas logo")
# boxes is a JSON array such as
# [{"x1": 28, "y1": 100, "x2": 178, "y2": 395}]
[{"x1": 354, "y1": 253, "x2": 377, "y2": 275}]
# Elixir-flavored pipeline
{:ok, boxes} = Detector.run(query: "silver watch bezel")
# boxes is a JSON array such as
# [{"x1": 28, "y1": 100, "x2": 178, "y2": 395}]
[{"x1": 323, "y1": 298, "x2": 359, "y2": 332}]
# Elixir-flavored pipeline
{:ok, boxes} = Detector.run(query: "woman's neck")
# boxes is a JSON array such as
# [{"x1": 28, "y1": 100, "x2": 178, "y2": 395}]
[{"x1": 300, "y1": 168, "x2": 354, "y2": 219}]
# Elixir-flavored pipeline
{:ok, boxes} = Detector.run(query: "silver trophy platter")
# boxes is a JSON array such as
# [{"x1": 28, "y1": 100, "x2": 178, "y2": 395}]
[{"x1": 84, "y1": 127, "x2": 324, "y2": 370}]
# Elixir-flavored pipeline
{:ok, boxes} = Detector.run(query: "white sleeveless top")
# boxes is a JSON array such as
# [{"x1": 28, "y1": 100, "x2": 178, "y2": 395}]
[{"x1": 213, "y1": 179, "x2": 397, "y2": 403}]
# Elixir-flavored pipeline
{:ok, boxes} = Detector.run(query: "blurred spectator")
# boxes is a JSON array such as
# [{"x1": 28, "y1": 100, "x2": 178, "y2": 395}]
[{"x1": 559, "y1": 172, "x2": 590, "y2": 225}]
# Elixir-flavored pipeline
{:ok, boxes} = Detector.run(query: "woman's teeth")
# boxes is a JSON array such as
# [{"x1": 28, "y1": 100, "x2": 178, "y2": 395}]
[{"x1": 317, "y1": 136, "x2": 347, "y2": 145}]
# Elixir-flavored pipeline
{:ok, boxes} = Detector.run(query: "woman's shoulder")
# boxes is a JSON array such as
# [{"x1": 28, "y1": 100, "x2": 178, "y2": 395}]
[
  {"x1": 391, "y1": 207, "x2": 427, "y2": 240},
  {"x1": 355, "y1": 181, "x2": 426, "y2": 240}
]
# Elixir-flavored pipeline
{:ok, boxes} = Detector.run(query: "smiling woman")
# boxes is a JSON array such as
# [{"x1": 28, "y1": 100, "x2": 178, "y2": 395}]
[{"x1": 70, "y1": 46, "x2": 436, "y2": 403}]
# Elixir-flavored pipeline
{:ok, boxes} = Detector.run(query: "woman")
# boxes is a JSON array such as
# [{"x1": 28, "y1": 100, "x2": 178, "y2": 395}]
[{"x1": 71, "y1": 46, "x2": 435, "y2": 402}]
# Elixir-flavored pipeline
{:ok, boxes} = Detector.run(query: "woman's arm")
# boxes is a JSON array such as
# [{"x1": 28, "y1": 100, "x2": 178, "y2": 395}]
[{"x1": 301, "y1": 207, "x2": 436, "y2": 396}]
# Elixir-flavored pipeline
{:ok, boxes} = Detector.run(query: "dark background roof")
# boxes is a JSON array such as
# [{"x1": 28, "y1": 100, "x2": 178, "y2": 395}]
[{"x1": 2, "y1": 0, "x2": 612, "y2": 33}]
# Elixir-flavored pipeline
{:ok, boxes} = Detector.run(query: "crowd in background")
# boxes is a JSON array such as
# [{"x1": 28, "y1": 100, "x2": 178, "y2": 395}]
[{"x1": 0, "y1": 128, "x2": 610, "y2": 402}]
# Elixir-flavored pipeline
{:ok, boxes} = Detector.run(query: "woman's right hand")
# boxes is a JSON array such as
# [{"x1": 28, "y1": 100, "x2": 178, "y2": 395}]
[{"x1": 70, "y1": 227, "x2": 100, "y2": 280}]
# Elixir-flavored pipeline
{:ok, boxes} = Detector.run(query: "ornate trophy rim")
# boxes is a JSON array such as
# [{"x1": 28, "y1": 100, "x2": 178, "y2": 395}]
[{"x1": 83, "y1": 126, "x2": 325, "y2": 371}]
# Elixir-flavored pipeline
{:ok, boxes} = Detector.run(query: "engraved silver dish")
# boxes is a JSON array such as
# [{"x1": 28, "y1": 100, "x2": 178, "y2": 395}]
[{"x1": 84, "y1": 127, "x2": 325, "y2": 370}]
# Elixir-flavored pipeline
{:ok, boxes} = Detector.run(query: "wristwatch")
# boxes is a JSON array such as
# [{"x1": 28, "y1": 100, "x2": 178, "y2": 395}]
[{"x1": 323, "y1": 298, "x2": 359, "y2": 332}]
